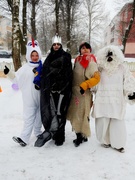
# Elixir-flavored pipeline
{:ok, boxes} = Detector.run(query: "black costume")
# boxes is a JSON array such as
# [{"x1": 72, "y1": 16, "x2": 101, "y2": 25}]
[{"x1": 35, "y1": 45, "x2": 72, "y2": 147}]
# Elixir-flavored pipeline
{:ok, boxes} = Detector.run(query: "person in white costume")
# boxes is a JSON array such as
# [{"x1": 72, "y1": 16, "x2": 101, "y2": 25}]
[
  {"x1": 92, "y1": 45, "x2": 135, "y2": 153},
  {"x1": 3, "y1": 40, "x2": 43, "y2": 146}
]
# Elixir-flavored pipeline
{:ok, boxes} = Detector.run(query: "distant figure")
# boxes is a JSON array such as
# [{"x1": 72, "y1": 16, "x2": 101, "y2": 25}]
[
  {"x1": 92, "y1": 45, "x2": 135, "y2": 153},
  {"x1": 3, "y1": 40, "x2": 43, "y2": 146},
  {"x1": 35, "y1": 34, "x2": 72, "y2": 147},
  {"x1": 67, "y1": 42, "x2": 100, "y2": 147}
]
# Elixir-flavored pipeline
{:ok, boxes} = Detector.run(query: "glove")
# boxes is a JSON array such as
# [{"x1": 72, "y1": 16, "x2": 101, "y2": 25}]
[
  {"x1": 33, "y1": 60, "x2": 42, "y2": 90},
  {"x1": 4, "y1": 65, "x2": 10, "y2": 75},
  {"x1": 35, "y1": 84, "x2": 40, "y2": 90},
  {"x1": 80, "y1": 87, "x2": 85, "y2": 95},
  {"x1": 33, "y1": 67, "x2": 37, "y2": 74},
  {"x1": 128, "y1": 92, "x2": 135, "y2": 100}
]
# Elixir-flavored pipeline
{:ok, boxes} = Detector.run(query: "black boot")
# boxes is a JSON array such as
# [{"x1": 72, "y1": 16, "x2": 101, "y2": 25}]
[
  {"x1": 34, "y1": 131, "x2": 51, "y2": 147},
  {"x1": 73, "y1": 133, "x2": 88, "y2": 147},
  {"x1": 73, "y1": 133, "x2": 83, "y2": 147},
  {"x1": 54, "y1": 129, "x2": 65, "y2": 146}
]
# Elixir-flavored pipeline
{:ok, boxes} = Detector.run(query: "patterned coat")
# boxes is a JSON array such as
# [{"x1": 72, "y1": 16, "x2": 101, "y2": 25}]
[{"x1": 67, "y1": 54, "x2": 100, "y2": 137}]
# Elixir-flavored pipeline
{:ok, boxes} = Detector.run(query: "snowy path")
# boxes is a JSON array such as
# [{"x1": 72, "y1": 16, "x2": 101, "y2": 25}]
[{"x1": 0, "y1": 78, "x2": 135, "y2": 180}]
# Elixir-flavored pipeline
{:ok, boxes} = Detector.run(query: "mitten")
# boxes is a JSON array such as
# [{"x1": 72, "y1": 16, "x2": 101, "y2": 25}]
[
  {"x1": 35, "y1": 84, "x2": 40, "y2": 90},
  {"x1": 33, "y1": 60, "x2": 42, "y2": 90},
  {"x1": 128, "y1": 92, "x2": 135, "y2": 100},
  {"x1": 33, "y1": 67, "x2": 37, "y2": 74},
  {"x1": 80, "y1": 87, "x2": 85, "y2": 95},
  {"x1": 4, "y1": 65, "x2": 10, "y2": 75}
]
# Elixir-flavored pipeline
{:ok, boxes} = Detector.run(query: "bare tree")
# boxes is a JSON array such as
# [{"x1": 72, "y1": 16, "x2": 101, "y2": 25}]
[
  {"x1": 28, "y1": 0, "x2": 41, "y2": 39},
  {"x1": 55, "y1": 0, "x2": 62, "y2": 34},
  {"x1": 83, "y1": 0, "x2": 107, "y2": 47},
  {"x1": 60, "y1": 0, "x2": 80, "y2": 53}
]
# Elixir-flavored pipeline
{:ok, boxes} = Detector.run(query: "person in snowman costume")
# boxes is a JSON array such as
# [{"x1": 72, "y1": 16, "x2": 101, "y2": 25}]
[
  {"x1": 3, "y1": 40, "x2": 43, "y2": 146},
  {"x1": 92, "y1": 45, "x2": 135, "y2": 153}
]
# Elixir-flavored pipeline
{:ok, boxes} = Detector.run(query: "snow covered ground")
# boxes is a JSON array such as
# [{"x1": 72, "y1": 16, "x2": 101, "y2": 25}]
[{"x1": 0, "y1": 77, "x2": 135, "y2": 180}]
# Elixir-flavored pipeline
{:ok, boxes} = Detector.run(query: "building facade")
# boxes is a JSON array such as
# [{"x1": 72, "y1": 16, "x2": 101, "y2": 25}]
[{"x1": 104, "y1": 3, "x2": 135, "y2": 58}]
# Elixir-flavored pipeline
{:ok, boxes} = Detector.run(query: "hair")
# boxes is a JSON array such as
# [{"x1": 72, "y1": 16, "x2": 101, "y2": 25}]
[
  {"x1": 31, "y1": 50, "x2": 38, "y2": 54},
  {"x1": 79, "y1": 42, "x2": 92, "y2": 54}
]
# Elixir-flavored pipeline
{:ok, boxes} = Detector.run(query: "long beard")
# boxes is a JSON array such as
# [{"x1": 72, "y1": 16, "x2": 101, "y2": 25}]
[{"x1": 99, "y1": 59, "x2": 121, "y2": 75}]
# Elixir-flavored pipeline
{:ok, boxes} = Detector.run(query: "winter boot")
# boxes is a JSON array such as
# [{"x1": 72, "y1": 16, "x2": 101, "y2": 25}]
[
  {"x1": 34, "y1": 131, "x2": 51, "y2": 147},
  {"x1": 54, "y1": 130, "x2": 65, "y2": 146},
  {"x1": 102, "y1": 144, "x2": 111, "y2": 148},
  {"x1": 115, "y1": 147, "x2": 125, "y2": 153},
  {"x1": 73, "y1": 133, "x2": 83, "y2": 147},
  {"x1": 12, "y1": 136, "x2": 27, "y2": 147}
]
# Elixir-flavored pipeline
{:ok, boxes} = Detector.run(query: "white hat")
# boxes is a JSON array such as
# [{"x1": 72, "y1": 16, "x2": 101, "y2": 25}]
[
  {"x1": 26, "y1": 40, "x2": 42, "y2": 62},
  {"x1": 52, "y1": 34, "x2": 62, "y2": 44}
]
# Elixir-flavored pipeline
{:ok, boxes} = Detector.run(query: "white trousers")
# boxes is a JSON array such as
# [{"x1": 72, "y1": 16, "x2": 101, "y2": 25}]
[
  {"x1": 20, "y1": 106, "x2": 42, "y2": 144},
  {"x1": 95, "y1": 117, "x2": 126, "y2": 149}
]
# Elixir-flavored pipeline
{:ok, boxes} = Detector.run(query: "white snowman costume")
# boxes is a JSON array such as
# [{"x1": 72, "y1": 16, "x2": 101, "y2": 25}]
[
  {"x1": 92, "y1": 45, "x2": 135, "y2": 150},
  {"x1": 8, "y1": 40, "x2": 42, "y2": 144}
]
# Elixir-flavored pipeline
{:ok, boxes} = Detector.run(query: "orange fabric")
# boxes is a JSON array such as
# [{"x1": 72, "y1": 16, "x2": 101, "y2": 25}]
[
  {"x1": 0, "y1": 86, "x2": 2, "y2": 92},
  {"x1": 80, "y1": 71, "x2": 100, "y2": 90}
]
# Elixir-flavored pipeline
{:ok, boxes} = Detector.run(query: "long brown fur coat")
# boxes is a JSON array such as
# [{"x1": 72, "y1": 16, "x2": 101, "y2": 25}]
[{"x1": 67, "y1": 55, "x2": 100, "y2": 137}]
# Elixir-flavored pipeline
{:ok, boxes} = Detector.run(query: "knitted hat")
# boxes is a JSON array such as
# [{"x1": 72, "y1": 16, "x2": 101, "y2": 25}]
[{"x1": 79, "y1": 42, "x2": 92, "y2": 54}]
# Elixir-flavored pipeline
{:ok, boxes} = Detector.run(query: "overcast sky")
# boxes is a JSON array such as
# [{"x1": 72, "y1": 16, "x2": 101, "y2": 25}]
[{"x1": 103, "y1": 0, "x2": 133, "y2": 19}]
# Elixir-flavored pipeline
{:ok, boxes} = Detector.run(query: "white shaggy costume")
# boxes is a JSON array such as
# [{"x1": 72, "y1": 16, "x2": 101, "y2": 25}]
[
  {"x1": 7, "y1": 40, "x2": 42, "y2": 144},
  {"x1": 92, "y1": 45, "x2": 135, "y2": 149}
]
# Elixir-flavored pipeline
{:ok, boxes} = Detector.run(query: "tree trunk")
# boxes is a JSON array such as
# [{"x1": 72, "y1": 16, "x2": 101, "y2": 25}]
[
  {"x1": 55, "y1": 0, "x2": 59, "y2": 34},
  {"x1": 66, "y1": 2, "x2": 71, "y2": 51},
  {"x1": 21, "y1": 0, "x2": 27, "y2": 57},
  {"x1": 12, "y1": 0, "x2": 21, "y2": 71},
  {"x1": 31, "y1": 1, "x2": 37, "y2": 39}
]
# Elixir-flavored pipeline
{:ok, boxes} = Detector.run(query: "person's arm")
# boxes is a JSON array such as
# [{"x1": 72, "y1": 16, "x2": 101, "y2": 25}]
[
  {"x1": 80, "y1": 71, "x2": 100, "y2": 93},
  {"x1": 3, "y1": 65, "x2": 15, "y2": 80}
]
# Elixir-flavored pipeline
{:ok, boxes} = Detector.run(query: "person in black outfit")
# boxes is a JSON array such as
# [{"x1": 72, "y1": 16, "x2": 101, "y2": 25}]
[{"x1": 35, "y1": 34, "x2": 72, "y2": 147}]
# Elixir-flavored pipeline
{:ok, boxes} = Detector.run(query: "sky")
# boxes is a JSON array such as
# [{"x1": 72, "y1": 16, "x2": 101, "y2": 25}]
[
  {"x1": 1, "y1": 62, "x2": 135, "y2": 180},
  {"x1": 103, "y1": 0, "x2": 133, "y2": 19}
]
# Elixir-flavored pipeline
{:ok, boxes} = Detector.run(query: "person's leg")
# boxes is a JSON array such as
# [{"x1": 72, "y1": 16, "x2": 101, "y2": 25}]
[
  {"x1": 95, "y1": 117, "x2": 110, "y2": 145},
  {"x1": 33, "y1": 107, "x2": 42, "y2": 137},
  {"x1": 110, "y1": 118, "x2": 126, "y2": 150},
  {"x1": 51, "y1": 93, "x2": 66, "y2": 146},
  {"x1": 54, "y1": 116, "x2": 66, "y2": 146}
]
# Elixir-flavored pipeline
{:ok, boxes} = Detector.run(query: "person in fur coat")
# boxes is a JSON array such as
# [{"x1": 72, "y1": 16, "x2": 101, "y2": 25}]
[
  {"x1": 67, "y1": 42, "x2": 100, "y2": 147},
  {"x1": 92, "y1": 45, "x2": 135, "y2": 153},
  {"x1": 34, "y1": 34, "x2": 72, "y2": 147},
  {"x1": 3, "y1": 40, "x2": 43, "y2": 146}
]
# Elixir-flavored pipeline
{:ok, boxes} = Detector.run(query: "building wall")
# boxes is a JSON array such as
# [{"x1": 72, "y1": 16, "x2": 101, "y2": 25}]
[{"x1": 104, "y1": 3, "x2": 135, "y2": 58}]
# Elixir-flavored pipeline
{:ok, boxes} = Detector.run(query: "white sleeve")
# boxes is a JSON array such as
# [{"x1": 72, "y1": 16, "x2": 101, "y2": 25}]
[{"x1": 123, "y1": 63, "x2": 135, "y2": 104}]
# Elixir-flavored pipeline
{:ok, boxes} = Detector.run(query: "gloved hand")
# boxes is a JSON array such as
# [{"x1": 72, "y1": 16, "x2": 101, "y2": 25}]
[
  {"x1": 80, "y1": 87, "x2": 85, "y2": 95},
  {"x1": 33, "y1": 60, "x2": 42, "y2": 90},
  {"x1": 33, "y1": 67, "x2": 37, "y2": 74},
  {"x1": 128, "y1": 92, "x2": 135, "y2": 100},
  {"x1": 33, "y1": 68, "x2": 40, "y2": 90},
  {"x1": 4, "y1": 65, "x2": 10, "y2": 75},
  {"x1": 35, "y1": 84, "x2": 40, "y2": 90}
]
